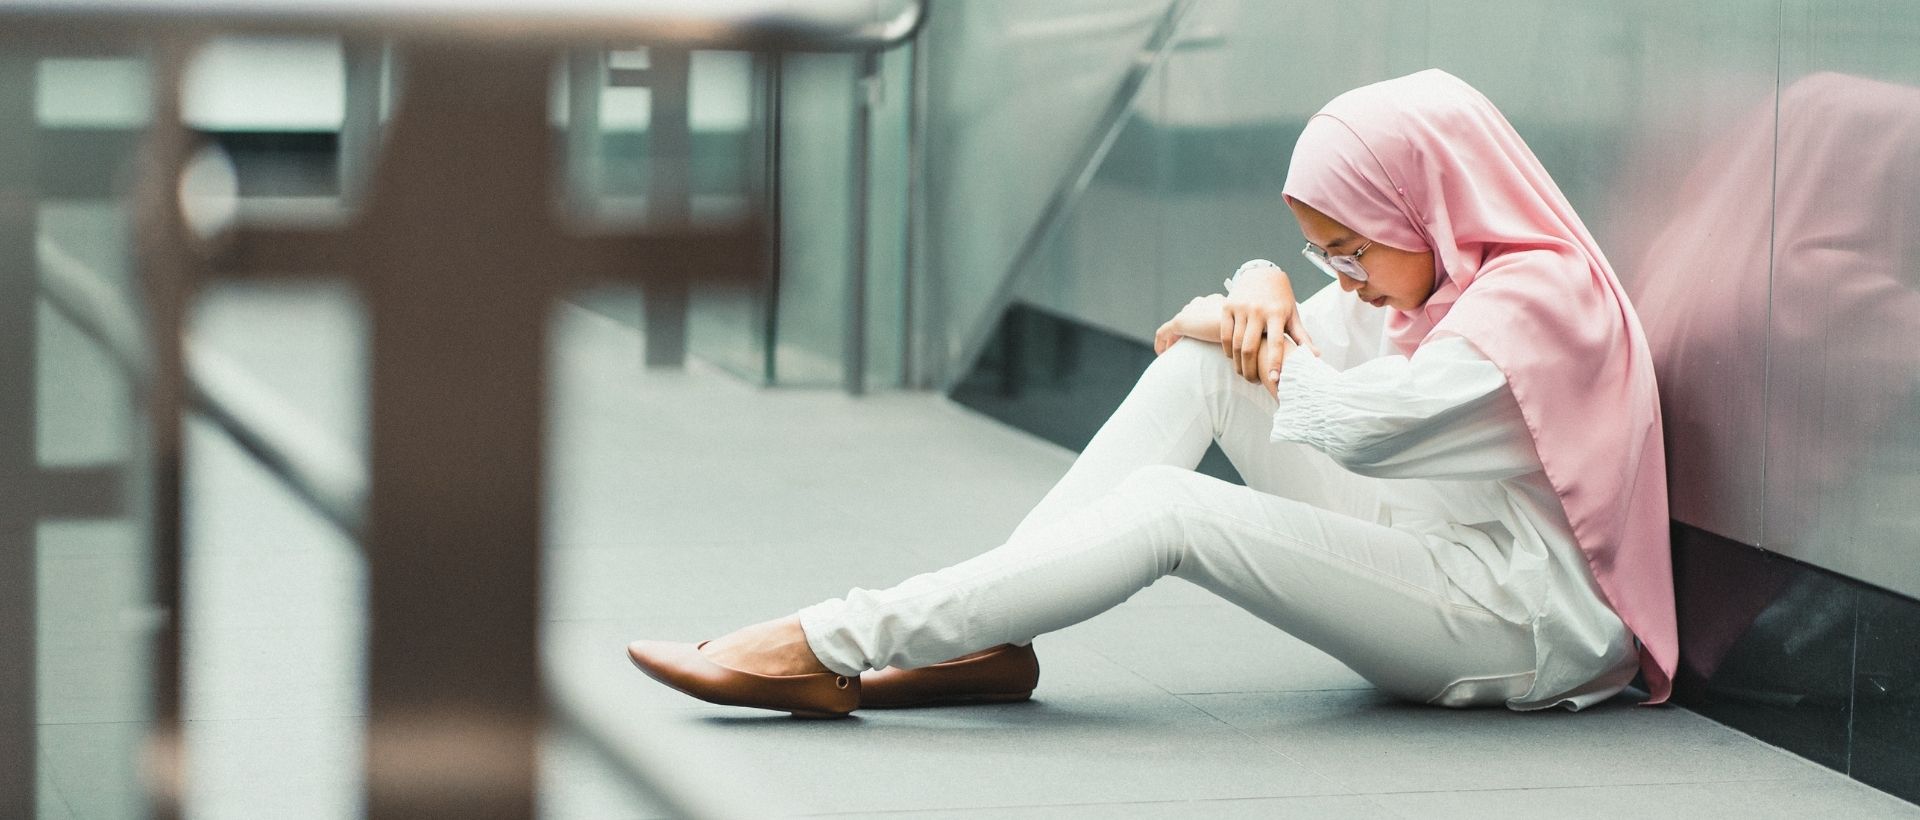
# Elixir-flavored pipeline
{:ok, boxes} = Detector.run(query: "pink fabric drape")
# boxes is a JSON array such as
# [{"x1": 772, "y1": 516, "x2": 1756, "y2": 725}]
[{"x1": 1281, "y1": 69, "x2": 1677, "y2": 704}]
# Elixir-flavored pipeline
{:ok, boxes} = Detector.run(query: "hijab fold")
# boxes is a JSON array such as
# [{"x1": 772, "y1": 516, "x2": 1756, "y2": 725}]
[{"x1": 1282, "y1": 69, "x2": 1677, "y2": 704}]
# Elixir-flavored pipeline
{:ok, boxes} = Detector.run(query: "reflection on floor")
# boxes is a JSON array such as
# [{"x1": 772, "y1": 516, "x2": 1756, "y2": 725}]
[{"x1": 35, "y1": 286, "x2": 1920, "y2": 818}]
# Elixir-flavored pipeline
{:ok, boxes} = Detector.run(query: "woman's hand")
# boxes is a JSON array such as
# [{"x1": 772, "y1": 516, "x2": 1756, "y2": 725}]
[
  {"x1": 1251, "y1": 334, "x2": 1293, "y2": 399},
  {"x1": 1154, "y1": 293, "x2": 1228, "y2": 355},
  {"x1": 1219, "y1": 266, "x2": 1318, "y2": 394}
]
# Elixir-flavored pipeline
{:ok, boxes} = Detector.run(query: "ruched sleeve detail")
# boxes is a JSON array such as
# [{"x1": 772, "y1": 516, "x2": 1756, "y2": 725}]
[{"x1": 1269, "y1": 334, "x2": 1543, "y2": 482}]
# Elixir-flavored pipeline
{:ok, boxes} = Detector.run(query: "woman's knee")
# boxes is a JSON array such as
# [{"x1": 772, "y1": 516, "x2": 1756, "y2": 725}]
[
  {"x1": 1114, "y1": 464, "x2": 1210, "y2": 501},
  {"x1": 1159, "y1": 335, "x2": 1270, "y2": 407},
  {"x1": 1157, "y1": 336, "x2": 1228, "y2": 376}
]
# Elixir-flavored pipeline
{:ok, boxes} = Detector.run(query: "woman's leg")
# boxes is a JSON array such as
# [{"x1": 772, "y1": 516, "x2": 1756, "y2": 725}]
[
  {"x1": 796, "y1": 462, "x2": 1532, "y2": 704},
  {"x1": 1006, "y1": 336, "x2": 1357, "y2": 543},
  {"x1": 795, "y1": 338, "x2": 1532, "y2": 703}
]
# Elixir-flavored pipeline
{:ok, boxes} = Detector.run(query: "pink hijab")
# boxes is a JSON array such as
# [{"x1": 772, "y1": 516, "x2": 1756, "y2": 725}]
[{"x1": 1282, "y1": 69, "x2": 1677, "y2": 705}]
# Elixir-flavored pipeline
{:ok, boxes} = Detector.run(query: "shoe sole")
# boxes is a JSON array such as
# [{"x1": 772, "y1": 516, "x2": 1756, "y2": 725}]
[
  {"x1": 787, "y1": 709, "x2": 853, "y2": 719},
  {"x1": 627, "y1": 645, "x2": 858, "y2": 719}
]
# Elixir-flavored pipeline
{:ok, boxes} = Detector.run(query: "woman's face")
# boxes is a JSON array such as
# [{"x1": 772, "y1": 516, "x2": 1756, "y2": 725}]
[{"x1": 1286, "y1": 197, "x2": 1438, "y2": 311}]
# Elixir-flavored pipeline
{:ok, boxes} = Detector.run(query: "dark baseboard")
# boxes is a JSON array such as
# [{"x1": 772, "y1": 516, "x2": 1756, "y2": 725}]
[
  {"x1": 952, "y1": 300, "x2": 1920, "y2": 807},
  {"x1": 1672, "y1": 523, "x2": 1920, "y2": 804}
]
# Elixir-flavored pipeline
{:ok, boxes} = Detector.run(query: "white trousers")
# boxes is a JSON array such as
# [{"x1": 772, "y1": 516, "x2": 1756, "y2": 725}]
[{"x1": 795, "y1": 337, "x2": 1537, "y2": 706}]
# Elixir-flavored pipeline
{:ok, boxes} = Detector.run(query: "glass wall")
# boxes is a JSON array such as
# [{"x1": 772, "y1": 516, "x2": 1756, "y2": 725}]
[{"x1": 926, "y1": 0, "x2": 1920, "y2": 601}]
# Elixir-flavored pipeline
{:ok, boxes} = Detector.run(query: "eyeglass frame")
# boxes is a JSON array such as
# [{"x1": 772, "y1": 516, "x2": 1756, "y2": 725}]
[{"x1": 1300, "y1": 241, "x2": 1373, "y2": 282}]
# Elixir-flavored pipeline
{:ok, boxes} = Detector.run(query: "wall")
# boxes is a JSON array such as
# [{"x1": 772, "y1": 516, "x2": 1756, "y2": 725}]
[{"x1": 927, "y1": 0, "x2": 1920, "y2": 602}]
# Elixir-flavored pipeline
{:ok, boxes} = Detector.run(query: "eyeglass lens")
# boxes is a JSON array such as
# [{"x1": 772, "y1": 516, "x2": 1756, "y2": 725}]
[{"x1": 1301, "y1": 244, "x2": 1368, "y2": 282}]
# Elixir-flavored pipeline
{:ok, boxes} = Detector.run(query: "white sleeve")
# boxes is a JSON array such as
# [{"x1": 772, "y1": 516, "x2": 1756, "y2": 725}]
[{"x1": 1268, "y1": 334, "x2": 1543, "y2": 482}]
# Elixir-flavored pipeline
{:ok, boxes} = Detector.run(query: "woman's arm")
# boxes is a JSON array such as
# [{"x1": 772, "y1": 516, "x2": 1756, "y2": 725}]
[{"x1": 1269, "y1": 334, "x2": 1542, "y2": 482}]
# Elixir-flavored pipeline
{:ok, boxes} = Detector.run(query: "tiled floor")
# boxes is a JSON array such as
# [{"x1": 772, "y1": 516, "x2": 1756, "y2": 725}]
[{"x1": 33, "y1": 284, "x2": 1920, "y2": 818}]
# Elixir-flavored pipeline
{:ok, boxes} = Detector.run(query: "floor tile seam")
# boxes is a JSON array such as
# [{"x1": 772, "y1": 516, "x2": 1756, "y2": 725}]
[
  {"x1": 782, "y1": 790, "x2": 1391, "y2": 817},
  {"x1": 1167, "y1": 685, "x2": 1375, "y2": 696},
  {"x1": 591, "y1": 703, "x2": 781, "y2": 717},
  {"x1": 175, "y1": 709, "x2": 371, "y2": 722},
  {"x1": 1050, "y1": 631, "x2": 1373, "y2": 708},
  {"x1": 37, "y1": 748, "x2": 83, "y2": 820},
  {"x1": 36, "y1": 628, "x2": 174, "y2": 640},
  {"x1": 1159, "y1": 690, "x2": 1360, "y2": 799},
  {"x1": 35, "y1": 718, "x2": 154, "y2": 728},
  {"x1": 42, "y1": 713, "x2": 370, "y2": 727},
  {"x1": 176, "y1": 625, "x2": 365, "y2": 636},
  {"x1": 1046, "y1": 634, "x2": 1189, "y2": 699},
  {"x1": 1352, "y1": 773, "x2": 1887, "y2": 798},
  {"x1": 1669, "y1": 703, "x2": 1861, "y2": 776},
  {"x1": 1367, "y1": 771, "x2": 1889, "y2": 798}
]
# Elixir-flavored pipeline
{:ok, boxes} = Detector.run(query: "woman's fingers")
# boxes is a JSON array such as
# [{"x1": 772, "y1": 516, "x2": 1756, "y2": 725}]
[
  {"x1": 1265, "y1": 315, "x2": 1286, "y2": 380},
  {"x1": 1285, "y1": 309, "x2": 1320, "y2": 357},
  {"x1": 1261, "y1": 334, "x2": 1291, "y2": 398},
  {"x1": 1219, "y1": 308, "x2": 1235, "y2": 361},
  {"x1": 1238, "y1": 313, "x2": 1262, "y2": 381}
]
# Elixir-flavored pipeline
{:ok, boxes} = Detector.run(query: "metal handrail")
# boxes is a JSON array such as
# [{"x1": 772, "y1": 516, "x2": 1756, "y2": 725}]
[
  {"x1": 0, "y1": 0, "x2": 923, "y2": 51},
  {"x1": 938, "y1": 0, "x2": 1198, "y2": 392},
  {"x1": 38, "y1": 235, "x2": 368, "y2": 537}
]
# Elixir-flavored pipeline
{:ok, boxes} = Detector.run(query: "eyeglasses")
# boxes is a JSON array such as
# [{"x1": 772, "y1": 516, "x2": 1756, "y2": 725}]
[{"x1": 1300, "y1": 241, "x2": 1373, "y2": 283}]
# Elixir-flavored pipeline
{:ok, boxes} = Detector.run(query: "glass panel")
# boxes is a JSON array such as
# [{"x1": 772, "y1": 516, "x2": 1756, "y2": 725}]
[
  {"x1": 1154, "y1": 0, "x2": 1419, "y2": 326},
  {"x1": 685, "y1": 50, "x2": 770, "y2": 382},
  {"x1": 770, "y1": 51, "x2": 856, "y2": 385},
  {"x1": 183, "y1": 280, "x2": 369, "y2": 819},
  {"x1": 861, "y1": 44, "x2": 913, "y2": 389},
  {"x1": 1428, "y1": 0, "x2": 1780, "y2": 544},
  {"x1": 1765, "y1": 0, "x2": 1920, "y2": 599},
  {"x1": 16, "y1": 48, "x2": 155, "y2": 820},
  {"x1": 919, "y1": 0, "x2": 1179, "y2": 383}
]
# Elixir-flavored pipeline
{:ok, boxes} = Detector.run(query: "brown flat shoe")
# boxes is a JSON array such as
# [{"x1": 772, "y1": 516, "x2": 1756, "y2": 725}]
[
  {"x1": 625, "y1": 639, "x2": 859, "y2": 719},
  {"x1": 859, "y1": 642, "x2": 1040, "y2": 709}
]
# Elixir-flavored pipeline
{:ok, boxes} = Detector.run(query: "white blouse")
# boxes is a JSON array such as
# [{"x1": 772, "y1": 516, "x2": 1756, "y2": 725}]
[{"x1": 1229, "y1": 262, "x2": 1642, "y2": 711}]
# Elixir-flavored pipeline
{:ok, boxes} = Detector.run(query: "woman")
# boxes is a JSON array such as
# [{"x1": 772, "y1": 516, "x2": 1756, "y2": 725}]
[{"x1": 626, "y1": 68, "x2": 1678, "y2": 718}]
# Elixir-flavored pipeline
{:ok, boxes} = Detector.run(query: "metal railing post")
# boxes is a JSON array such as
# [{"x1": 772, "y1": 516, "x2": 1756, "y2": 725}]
[
  {"x1": 0, "y1": 46, "x2": 39, "y2": 820},
  {"x1": 760, "y1": 51, "x2": 784, "y2": 384},
  {"x1": 339, "y1": 38, "x2": 384, "y2": 207},
  {"x1": 642, "y1": 47, "x2": 692, "y2": 367},
  {"x1": 564, "y1": 47, "x2": 604, "y2": 212},
  {"x1": 354, "y1": 41, "x2": 553, "y2": 819},
  {"x1": 130, "y1": 39, "x2": 199, "y2": 818},
  {"x1": 844, "y1": 52, "x2": 876, "y2": 395}
]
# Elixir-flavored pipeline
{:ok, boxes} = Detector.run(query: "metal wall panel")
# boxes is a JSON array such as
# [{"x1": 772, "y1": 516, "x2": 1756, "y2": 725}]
[
  {"x1": 1766, "y1": 0, "x2": 1920, "y2": 599},
  {"x1": 1599, "y1": 2, "x2": 1782, "y2": 545},
  {"x1": 937, "y1": 0, "x2": 1920, "y2": 596}
]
